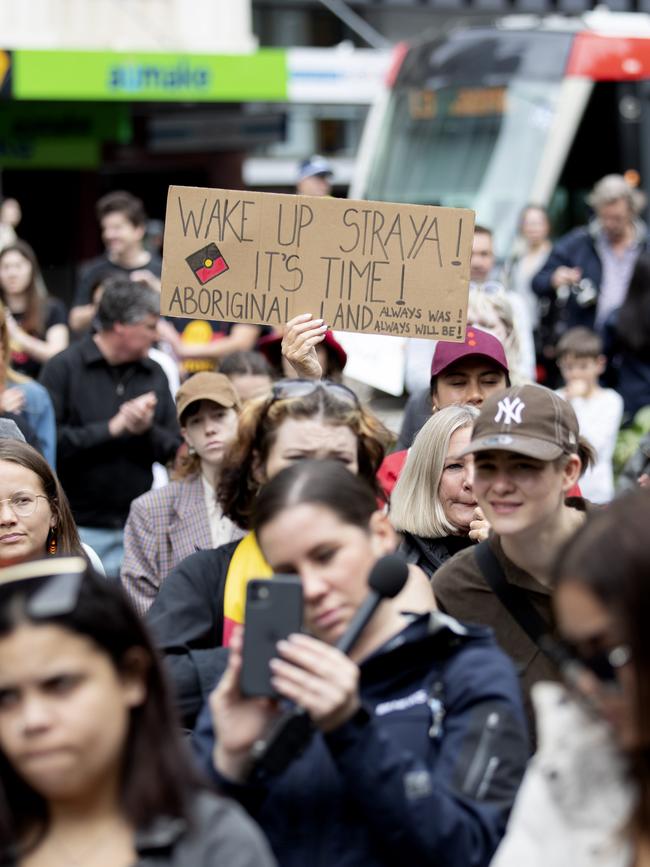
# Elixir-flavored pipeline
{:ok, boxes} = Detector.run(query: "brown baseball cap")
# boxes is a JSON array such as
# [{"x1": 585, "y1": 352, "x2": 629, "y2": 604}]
[
  {"x1": 175, "y1": 372, "x2": 240, "y2": 420},
  {"x1": 461, "y1": 383, "x2": 579, "y2": 461}
]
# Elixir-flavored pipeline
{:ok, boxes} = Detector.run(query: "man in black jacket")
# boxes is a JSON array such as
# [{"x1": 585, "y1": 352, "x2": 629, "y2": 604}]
[{"x1": 40, "y1": 278, "x2": 180, "y2": 576}]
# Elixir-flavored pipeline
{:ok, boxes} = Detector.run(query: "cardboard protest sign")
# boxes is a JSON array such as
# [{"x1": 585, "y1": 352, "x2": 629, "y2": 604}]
[{"x1": 160, "y1": 186, "x2": 474, "y2": 341}]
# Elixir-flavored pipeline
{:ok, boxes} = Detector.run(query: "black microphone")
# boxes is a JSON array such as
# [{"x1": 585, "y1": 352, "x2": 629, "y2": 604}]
[
  {"x1": 247, "y1": 554, "x2": 409, "y2": 779},
  {"x1": 336, "y1": 554, "x2": 409, "y2": 655}
]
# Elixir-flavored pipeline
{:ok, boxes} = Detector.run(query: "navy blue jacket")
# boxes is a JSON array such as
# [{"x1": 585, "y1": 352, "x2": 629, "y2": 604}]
[
  {"x1": 193, "y1": 612, "x2": 529, "y2": 867},
  {"x1": 532, "y1": 223, "x2": 650, "y2": 332},
  {"x1": 532, "y1": 226, "x2": 603, "y2": 331}
]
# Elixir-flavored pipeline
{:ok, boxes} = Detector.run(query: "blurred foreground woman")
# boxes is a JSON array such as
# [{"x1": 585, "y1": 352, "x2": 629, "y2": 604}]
[
  {"x1": 0, "y1": 558, "x2": 275, "y2": 867},
  {"x1": 197, "y1": 460, "x2": 529, "y2": 867},
  {"x1": 492, "y1": 490, "x2": 650, "y2": 867}
]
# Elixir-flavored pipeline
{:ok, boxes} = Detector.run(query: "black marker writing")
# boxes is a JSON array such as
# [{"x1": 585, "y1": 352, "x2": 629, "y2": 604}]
[
  {"x1": 452, "y1": 219, "x2": 463, "y2": 266},
  {"x1": 277, "y1": 203, "x2": 313, "y2": 247},
  {"x1": 177, "y1": 196, "x2": 254, "y2": 242}
]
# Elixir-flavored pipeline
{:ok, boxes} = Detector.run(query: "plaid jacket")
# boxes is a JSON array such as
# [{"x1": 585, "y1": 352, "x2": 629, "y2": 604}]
[{"x1": 121, "y1": 474, "x2": 242, "y2": 616}]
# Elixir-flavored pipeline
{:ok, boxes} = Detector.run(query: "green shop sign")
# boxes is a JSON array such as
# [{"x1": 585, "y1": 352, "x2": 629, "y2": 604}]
[
  {"x1": 0, "y1": 137, "x2": 99, "y2": 168},
  {"x1": 12, "y1": 50, "x2": 288, "y2": 102},
  {"x1": 0, "y1": 103, "x2": 130, "y2": 168}
]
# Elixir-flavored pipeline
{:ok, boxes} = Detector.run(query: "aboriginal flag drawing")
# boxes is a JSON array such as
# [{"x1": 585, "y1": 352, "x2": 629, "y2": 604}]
[{"x1": 186, "y1": 242, "x2": 229, "y2": 285}]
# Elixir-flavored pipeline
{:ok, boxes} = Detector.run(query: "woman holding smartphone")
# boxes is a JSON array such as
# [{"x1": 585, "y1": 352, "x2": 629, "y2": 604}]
[
  {"x1": 0, "y1": 557, "x2": 275, "y2": 867},
  {"x1": 198, "y1": 460, "x2": 529, "y2": 867},
  {"x1": 147, "y1": 379, "x2": 393, "y2": 727}
]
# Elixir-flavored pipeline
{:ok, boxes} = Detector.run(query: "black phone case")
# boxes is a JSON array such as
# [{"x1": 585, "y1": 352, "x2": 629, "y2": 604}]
[{"x1": 240, "y1": 576, "x2": 303, "y2": 698}]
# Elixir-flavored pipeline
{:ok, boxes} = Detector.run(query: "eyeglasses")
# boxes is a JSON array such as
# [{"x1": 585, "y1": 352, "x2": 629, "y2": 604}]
[
  {"x1": 0, "y1": 493, "x2": 49, "y2": 518},
  {"x1": 269, "y1": 379, "x2": 360, "y2": 409},
  {"x1": 0, "y1": 556, "x2": 87, "y2": 618}
]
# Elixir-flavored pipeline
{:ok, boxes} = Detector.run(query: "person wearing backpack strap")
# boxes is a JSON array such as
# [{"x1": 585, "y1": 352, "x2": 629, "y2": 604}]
[{"x1": 432, "y1": 384, "x2": 596, "y2": 733}]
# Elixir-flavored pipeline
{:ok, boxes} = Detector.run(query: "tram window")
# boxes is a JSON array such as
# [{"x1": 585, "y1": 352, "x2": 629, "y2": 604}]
[{"x1": 554, "y1": 82, "x2": 640, "y2": 234}]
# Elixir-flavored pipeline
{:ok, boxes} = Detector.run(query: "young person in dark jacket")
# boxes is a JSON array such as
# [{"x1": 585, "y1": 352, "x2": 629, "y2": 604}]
[
  {"x1": 391, "y1": 405, "x2": 488, "y2": 578},
  {"x1": 0, "y1": 556, "x2": 275, "y2": 867},
  {"x1": 380, "y1": 327, "x2": 510, "y2": 495},
  {"x1": 197, "y1": 460, "x2": 529, "y2": 867}
]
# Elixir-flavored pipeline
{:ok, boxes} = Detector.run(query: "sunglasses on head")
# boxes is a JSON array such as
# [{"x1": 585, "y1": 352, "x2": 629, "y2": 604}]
[
  {"x1": 269, "y1": 379, "x2": 360, "y2": 409},
  {"x1": 0, "y1": 556, "x2": 87, "y2": 619}
]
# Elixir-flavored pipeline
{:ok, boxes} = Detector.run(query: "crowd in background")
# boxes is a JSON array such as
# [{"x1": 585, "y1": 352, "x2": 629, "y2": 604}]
[{"x1": 0, "y1": 165, "x2": 649, "y2": 865}]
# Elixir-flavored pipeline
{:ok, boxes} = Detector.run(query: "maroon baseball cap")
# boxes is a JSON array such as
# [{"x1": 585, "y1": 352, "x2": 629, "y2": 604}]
[{"x1": 430, "y1": 326, "x2": 509, "y2": 379}]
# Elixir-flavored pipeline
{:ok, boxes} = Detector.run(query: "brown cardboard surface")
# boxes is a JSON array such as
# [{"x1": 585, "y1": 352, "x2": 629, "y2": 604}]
[{"x1": 160, "y1": 186, "x2": 474, "y2": 341}]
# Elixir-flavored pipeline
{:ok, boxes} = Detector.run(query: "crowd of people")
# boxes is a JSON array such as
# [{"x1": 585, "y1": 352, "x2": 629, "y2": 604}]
[{"x1": 0, "y1": 168, "x2": 650, "y2": 865}]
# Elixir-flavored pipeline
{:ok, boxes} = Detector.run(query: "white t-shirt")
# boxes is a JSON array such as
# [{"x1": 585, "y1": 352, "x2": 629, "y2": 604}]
[{"x1": 556, "y1": 387, "x2": 624, "y2": 504}]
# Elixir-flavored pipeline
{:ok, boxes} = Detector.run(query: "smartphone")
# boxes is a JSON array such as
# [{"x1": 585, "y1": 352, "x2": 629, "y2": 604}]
[{"x1": 240, "y1": 575, "x2": 303, "y2": 698}]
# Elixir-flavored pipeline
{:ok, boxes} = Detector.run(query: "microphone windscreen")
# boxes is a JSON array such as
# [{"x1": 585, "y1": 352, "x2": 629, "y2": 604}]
[{"x1": 367, "y1": 554, "x2": 409, "y2": 599}]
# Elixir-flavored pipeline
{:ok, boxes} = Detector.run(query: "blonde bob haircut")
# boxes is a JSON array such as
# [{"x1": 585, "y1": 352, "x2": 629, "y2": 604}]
[{"x1": 390, "y1": 405, "x2": 479, "y2": 538}]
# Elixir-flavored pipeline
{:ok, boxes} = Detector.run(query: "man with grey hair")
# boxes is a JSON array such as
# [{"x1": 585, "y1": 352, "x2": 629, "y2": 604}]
[
  {"x1": 40, "y1": 278, "x2": 180, "y2": 577},
  {"x1": 533, "y1": 173, "x2": 649, "y2": 332}
]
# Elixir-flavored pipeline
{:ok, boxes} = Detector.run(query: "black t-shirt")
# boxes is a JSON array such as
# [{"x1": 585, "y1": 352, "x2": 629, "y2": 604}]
[
  {"x1": 74, "y1": 253, "x2": 163, "y2": 306},
  {"x1": 11, "y1": 297, "x2": 68, "y2": 379}
]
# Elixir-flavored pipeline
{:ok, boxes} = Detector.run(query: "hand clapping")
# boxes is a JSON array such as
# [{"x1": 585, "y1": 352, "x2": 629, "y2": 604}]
[{"x1": 109, "y1": 391, "x2": 157, "y2": 436}]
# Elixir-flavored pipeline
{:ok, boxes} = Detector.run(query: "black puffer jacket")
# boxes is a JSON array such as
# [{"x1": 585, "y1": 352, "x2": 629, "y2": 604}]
[
  {"x1": 147, "y1": 542, "x2": 239, "y2": 727},
  {"x1": 400, "y1": 531, "x2": 474, "y2": 579}
]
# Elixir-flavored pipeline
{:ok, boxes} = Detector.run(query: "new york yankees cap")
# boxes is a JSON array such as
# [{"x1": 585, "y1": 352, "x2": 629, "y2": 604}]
[
  {"x1": 430, "y1": 326, "x2": 509, "y2": 379},
  {"x1": 460, "y1": 383, "x2": 580, "y2": 461}
]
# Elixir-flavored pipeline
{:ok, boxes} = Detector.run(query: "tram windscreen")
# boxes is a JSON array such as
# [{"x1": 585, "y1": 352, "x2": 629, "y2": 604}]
[{"x1": 365, "y1": 78, "x2": 562, "y2": 255}]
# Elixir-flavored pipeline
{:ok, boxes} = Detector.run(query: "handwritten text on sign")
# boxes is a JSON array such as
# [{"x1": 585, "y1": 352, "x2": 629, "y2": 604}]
[{"x1": 160, "y1": 186, "x2": 474, "y2": 340}]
